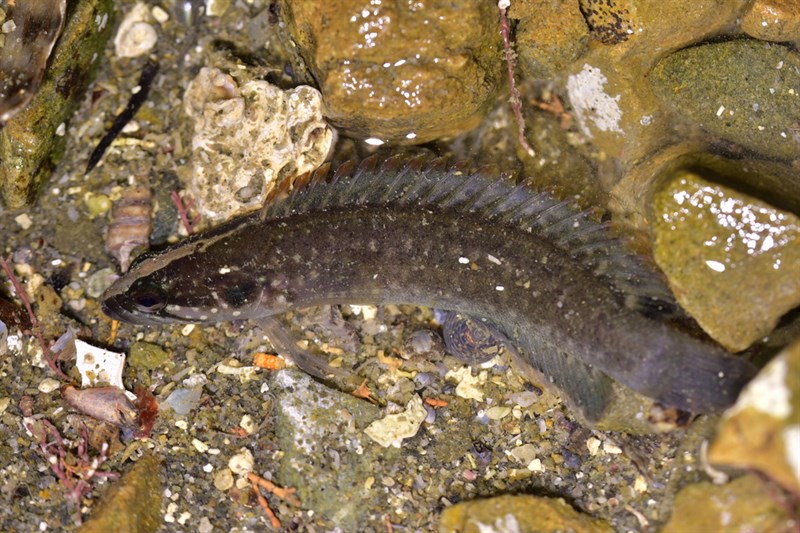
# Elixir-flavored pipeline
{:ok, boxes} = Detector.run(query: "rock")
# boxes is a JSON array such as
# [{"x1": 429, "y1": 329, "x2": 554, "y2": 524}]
[
  {"x1": 183, "y1": 67, "x2": 333, "y2": 221},
  {"x1": 709, "y1": 338, "x2": 800, "y2": 495},
  {"x1": 438, "y1": 494, "x2": 612, "y2": 533},
  {"x1": 650, "y1": 40, "x2": 800, "y2": 160},
  {"x1": 282, "y1": 0, "x2": 502, "y2": 144},
  {"x1": 578, "y1": 0, "x2": 636, "y2": 44},
  {"x1": 128, "y1": 342, "x2": 168, "y2": 371},
  {"x1": 80, "y1": 453, "x2": 163, "y2": 533},
  {"x1": 660, "y1": 475, "x2": 795, "y2": 533},
  {"x1": 741, "y1": 0, "x2": 800, "y2": 42},
  {"x1": 511, "y1": 0, "x2": 589, "y2": 79},
  {"x1": 271, "y1": 369, "x2": 384, "y2": 530},
  {"x1": 651, "y1": 169, "x2": 800, "y2": 351},
  {"x1": 0, "y1": 0, "x2": 114, "y2": 208}
]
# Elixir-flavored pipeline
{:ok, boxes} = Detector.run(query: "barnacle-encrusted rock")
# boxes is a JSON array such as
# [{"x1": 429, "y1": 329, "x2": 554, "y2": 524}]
[
  {"x1": 282, "y1": 0, "x2": 502, "y2": 144},
  {"x1": 439, "y1": 494, "x2": 613, "y2": 533},
  {"x1": 650, "y1": 40, "x2": 800, "y2": 160},
  {"x1": 0, "y1": 0, "x2": 114, "y2": 208},
  {"x1": 114, "y1": 2, "x2": 157, "y2": 59},
  {"x1": 710, "y1": 338, "x2": 800, "y2": 495},
  {"x1": 741, "y1": 0, "x2": 800, "y2": 42},
  {"x1": 651, "y1": 169, "x2": 800, "y2": 351},
  {"x1": 183, "y1": 67, "x2": 333, "y2": 221}
]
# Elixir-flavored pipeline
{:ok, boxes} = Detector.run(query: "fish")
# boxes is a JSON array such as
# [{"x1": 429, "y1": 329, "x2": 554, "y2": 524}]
[{"x1": 102, "y1": 156, "x2": 757, "y2": 429}]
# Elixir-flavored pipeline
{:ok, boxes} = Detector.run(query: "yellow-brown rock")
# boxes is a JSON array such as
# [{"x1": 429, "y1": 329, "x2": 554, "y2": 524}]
[
  {"x1": 651, "y1": 170, "x2": 800, "y2": 351},
  {"x1": 439, "y1": 494, "x2": 612, "y2": 533},
  {"x1": 282, "y1": 0, "x2": 502, "y2": 144},
  {"x1": 511, "y1": 0, "x2": 589, "y2": 79},
  {"x1": 741, "y1": 0, "x2": 800, "y2": 42},
  {"x1": 80, "y1": 453, "x2": 163, "y2": 533},
  {"x1": 710, "y1": 339, "x2": 800, "y2": 495},
  {"x1": 661, "y1": 475, "x2": 795, "y2": 533}
]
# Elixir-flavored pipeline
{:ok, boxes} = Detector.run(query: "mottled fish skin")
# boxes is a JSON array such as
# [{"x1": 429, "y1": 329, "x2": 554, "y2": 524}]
[{"x1": 103, "y1": 157, "x2": 756, "y2": 424}]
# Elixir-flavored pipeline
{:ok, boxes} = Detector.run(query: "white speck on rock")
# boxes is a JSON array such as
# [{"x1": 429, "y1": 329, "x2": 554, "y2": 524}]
[{"x1": 566, "y1": 64, "x2": 624, "y2": 138}]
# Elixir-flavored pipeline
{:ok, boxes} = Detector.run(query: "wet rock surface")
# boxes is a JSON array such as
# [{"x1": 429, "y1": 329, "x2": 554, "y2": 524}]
[
  {"x1": 651, "y1": 169, "x2": 800, "y2": 351},
  {"x1": 282, "y1": 0, "x2": 503, "y2": 143}
]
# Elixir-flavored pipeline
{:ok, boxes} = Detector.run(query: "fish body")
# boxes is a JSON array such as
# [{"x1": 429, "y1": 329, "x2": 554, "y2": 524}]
[{"x1": 103, "y1": 157, "x2": 755, "y2": 427}]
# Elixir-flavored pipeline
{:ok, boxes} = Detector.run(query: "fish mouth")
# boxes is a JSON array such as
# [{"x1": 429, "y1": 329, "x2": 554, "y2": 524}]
[{"x1": 101, "y1": 294, "x2": 165, "y2": 326}]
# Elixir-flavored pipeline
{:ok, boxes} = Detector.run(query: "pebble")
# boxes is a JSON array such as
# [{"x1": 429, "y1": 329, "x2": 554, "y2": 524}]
[
  {"x1": 228, "y1": 448, "x2": 254, "y2": 476},
  {"x1": 37, "y1": 378, "x2": 61, "y2": 393},
  {"x1": 213, "y1": 468, "x2": 234, "y2": 491},
  {"x1": 191, "y1": 438, "x2": 209, "y2": 453}
]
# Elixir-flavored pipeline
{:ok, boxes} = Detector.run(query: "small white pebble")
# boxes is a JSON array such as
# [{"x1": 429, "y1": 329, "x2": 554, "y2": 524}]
[
  {"x1": 14, "y1": 214, "x2": 32, "y2": 230},
  {"x1": 586, "y1": 437, "x2": 601, "y2": 456},
  {"x1": 202, "y1": 463, "x2": 213, "y2": 473},
  {"x1": 175, "y1": 419, "x2": 188, "y2": 430},
  {"x1": 2, "y1": 19, "x2": 16, "y2": 33},
  {"x1": 151, "y1": 5, "x2": 169, "y2": 23},
  {"x1": 37, "y1": 378, "x2": 61, "y2": 394},
  {"x1": 55, "y1": 123, "x2": 66, "y2": 136},
  {"x1": 603, "y1": 441, "x2": 623, "y2": 454},
  {"x1": 527, "y1": 458, "x2": 544, "y2": 472},
  {"x1": 192, "y1": 438, "x2": 209, "y2": 453},
  {"x1": 240, "y1": 414, "x2": 256, "y2": 435},
  {"x1": 228, "y1": 448, "x2": 254, "y2": 476}
]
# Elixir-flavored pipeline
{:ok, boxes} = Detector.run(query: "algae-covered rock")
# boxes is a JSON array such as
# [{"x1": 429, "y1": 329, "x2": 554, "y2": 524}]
[
  {"x1": 651, "y1": 169, "x2": 800, "y2": 351},
  {"x1": 439, "y1": 494, "x2": 612, "y2": 533},
  {"x1": 511, "y1": 0, "x2": 589, "y2": 79},
  {"x1": 0, "y1": 0, "x2": 114, "y2": 208},
  {"x1": 650, "y1": 40, "x2": 800, "y2": 160},
  {"x1": 80, "y1": 453, "x2": 163, "y2": 533},
  {"x1": 128, "y1": 342, "x2": 169, "y2": 370},
  {"x1": 282, "y1": 0, "x2": 502, "y2": 144},
  {"x1": 661, "y1": 475, "x2": 795, "y2": 533},
  {"x1": 272, "y1": 369, "x2": 383, "y2": 530},
  {"x1": 741, "y1": 0, "x2": 800, "y2": 43},
  {"x1": 710, "y1": 339, "x2": 800, "y2": 495}
]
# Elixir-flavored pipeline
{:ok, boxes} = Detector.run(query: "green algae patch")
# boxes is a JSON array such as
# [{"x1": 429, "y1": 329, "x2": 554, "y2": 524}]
[
  {"x1": 652, "y1": 169, "x2": 800, "y2": 351},
  {"x1": 439, "y1": 494, "x2": 613, "y2": 533},
  {"x1": 650, "y1": 40, "x2": 800, "y2": 160},
  {"x1": 0, "y1": 0, "x2": 114, "y2": 208},
  {"x1": 80, "y1": 453, "x2": 163, "y2": 533}
]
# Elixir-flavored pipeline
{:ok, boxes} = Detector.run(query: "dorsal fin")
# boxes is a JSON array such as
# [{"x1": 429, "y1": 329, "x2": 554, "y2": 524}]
[{"x1": 260, "y1": 155, "x2": 678, "y2": 316}]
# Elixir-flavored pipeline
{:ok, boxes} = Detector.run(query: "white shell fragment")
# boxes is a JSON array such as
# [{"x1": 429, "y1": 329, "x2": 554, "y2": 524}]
[
  {"x1": 114, "y1": 2, "x2": 157, "y2": 58},
  {"x1": 183, "y1": 67, "x2": 334, "y2": 221},
  {"x1": 364, "y1": 395, "x2": 427, "y2": 448},
  {"x1": 75, "y1": 339, "x2": 127, "y2": 389}
]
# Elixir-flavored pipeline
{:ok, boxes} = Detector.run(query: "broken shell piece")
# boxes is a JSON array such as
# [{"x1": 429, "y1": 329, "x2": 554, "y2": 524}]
[
  {"x1": 62, "y1": 385, "x2": 137, "y2": 428},
  {"x1": 106, "y1": 186, "x2": 152, "y2": 272},
  {"x1": 114, "y1": 2, "x2": 157, "y2": 58},
  {"x1": 183, "y1": 67, "x2": 334, "y2": 221},
  {"x1": 0, "y1": 0, "x2": 66, "y2": 123},
  {"x1": 75, "y1": 339, "x2": 126, "y2": 389},
  {"x1": 364, "y1": 395, "x2": 427, "y2": 448}
]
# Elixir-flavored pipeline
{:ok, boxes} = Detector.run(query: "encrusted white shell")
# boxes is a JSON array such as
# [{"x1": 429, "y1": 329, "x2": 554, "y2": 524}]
[
  {"x1": 75, "y1": 339, "x2": 127, "y2": 390},
  {"x1": 183, "y1": 67, "x2": 334, "y2": 221},
  {"x1": 114, "y1": 2, "x2": 157, "y2": 58}
]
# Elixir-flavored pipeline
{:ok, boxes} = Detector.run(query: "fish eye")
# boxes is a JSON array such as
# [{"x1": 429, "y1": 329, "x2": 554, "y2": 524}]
[{"x1": 130, "y1": 282, "x2": 167, "y2": 312}]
